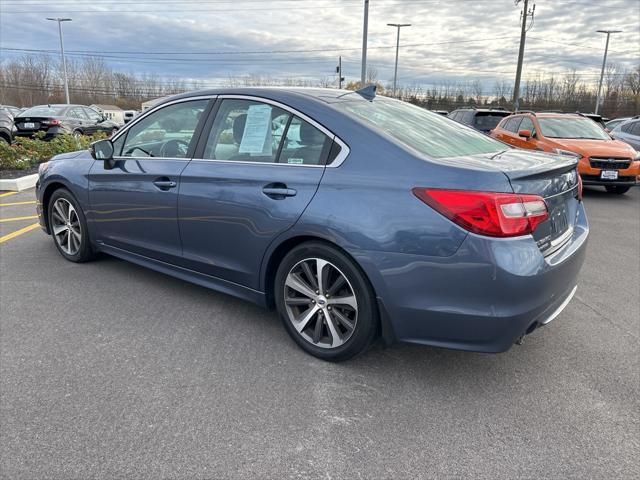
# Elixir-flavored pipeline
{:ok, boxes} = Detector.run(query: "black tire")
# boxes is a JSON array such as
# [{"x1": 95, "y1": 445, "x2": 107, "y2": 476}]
[
  {"x1": 110, "y1": 128, "x2": 118, "y2": 137},
  {"x1": 274, "y1": 241, "x2": 378, "y2": 362},
  {"x1": 48, "y1": 188, "x2": 95, "y2": 263},
  {"x1": 72, "y1": 130, "x2": 82, "y2": 138},
  {"x1": 605, "y1": 185, "x2": 631, "y2": 195}
]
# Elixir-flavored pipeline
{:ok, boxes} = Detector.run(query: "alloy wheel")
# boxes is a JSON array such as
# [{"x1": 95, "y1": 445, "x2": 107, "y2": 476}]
[
  {"x1": 284, "y1": 258, "x2": 358, "y2": 349},
  {"x1": 51, "y1": 198, "x2": 82, "y2": 255}
]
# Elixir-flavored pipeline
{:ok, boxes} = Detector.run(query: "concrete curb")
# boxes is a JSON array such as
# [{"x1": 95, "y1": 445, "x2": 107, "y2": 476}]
[{"x1": 0, "y1": 173, "x2": 38, "y2": 192}]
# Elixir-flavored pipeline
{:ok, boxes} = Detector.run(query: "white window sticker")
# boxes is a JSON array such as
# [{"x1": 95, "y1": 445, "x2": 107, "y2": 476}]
[
  {"x1": 287, "y1": 158, "x2": 304, "y2": 164},
  {"x1": 239, "y1": 104, "x2": 273, "y2": 156}
]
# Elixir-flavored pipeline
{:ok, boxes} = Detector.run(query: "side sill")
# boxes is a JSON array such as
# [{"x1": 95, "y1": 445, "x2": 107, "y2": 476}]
[{"x1": 96, "y1": 243, "x2": 268, "y2": 308}]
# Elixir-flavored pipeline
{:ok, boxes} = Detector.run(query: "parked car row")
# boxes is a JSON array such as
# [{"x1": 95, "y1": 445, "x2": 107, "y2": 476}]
[{"x1": 11, "y1": 104, "x2": 121, "y2": 142}]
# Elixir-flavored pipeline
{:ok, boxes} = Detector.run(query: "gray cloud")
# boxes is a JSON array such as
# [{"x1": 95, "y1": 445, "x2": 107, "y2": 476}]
[{"x1": 1, "y1": 0, "x2": 638, "y2": 90}]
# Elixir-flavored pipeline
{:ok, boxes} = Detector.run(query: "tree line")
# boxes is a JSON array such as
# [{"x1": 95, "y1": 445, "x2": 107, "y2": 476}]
[{"x1": 1, "y1": 54, "x2": 638, "y2": 118}]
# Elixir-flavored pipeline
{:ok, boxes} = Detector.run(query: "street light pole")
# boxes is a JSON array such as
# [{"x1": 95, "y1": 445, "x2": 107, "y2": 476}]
[
  {"x1": 46, "y1": 17, "x2": 72, "y2": 104},
  {"x1": 360, "y1": 0, "x2": 369, "y2": 86},
  {"x1": 387, "y1": 23, "x2": 411, "y2": 98},
  {"x1": 594, "y1": 29, "x2": 621, "y2": 115}
]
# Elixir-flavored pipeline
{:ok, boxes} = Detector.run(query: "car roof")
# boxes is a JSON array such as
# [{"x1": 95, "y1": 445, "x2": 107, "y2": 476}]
[{"x1": 155, "y1": 87, "x2": 363, "y2": 107}]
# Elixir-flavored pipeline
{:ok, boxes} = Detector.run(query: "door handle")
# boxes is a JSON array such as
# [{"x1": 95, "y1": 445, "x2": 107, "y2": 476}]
[
  {"x1": 153, "y1": 178, "x2": 177, "y2": 190},
  {"x1": 262, "y1": 183, "x2": 297, "y2": 199}
]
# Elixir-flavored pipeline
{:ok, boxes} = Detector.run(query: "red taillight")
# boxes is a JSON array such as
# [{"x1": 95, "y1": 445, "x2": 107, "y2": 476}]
[
  {"x1": 412, "y1": 188, "x2": 549, "y2": 238},
  {"x1": 43, "y1": 119, "x2": 61, "y2": 126}
]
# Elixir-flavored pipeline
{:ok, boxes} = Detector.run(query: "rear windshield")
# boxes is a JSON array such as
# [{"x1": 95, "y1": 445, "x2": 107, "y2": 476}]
[
  {"x1": 337, "y1": 98, "x2": 505, "y2": 158},
  {"x1": 538, "y1": 117, "x2": 610, "y2": 140},
  {"x1": 20, "y1": 106, "x2": 67, "y2": 117},
  {"x1": 473, "y1": 112, "x2": 509, "y2": 131}
]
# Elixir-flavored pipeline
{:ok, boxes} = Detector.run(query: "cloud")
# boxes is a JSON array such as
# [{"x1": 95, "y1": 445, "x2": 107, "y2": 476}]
[{"x1": 1, "y1": 0, "x2": 638, "y2": 90}]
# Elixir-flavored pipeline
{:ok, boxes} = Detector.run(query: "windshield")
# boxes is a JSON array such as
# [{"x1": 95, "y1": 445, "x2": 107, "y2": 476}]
[
  {"x1": 337, "y1": 98, "x2": 506, "y2": 158},
  {"x1": 20, "y1": 106, "x2": 67, "y2": 117},
  {"x1": 538, "y1": 117, "x2": 610, "y2": 140},
  {"x1": 473, "y1": 113, "x2": 509, "y2": 132}
]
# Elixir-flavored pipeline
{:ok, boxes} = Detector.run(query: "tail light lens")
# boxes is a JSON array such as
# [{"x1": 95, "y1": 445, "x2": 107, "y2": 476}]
[
  {"x1": 413, "y1": 188, "x2": 549, "y2": 238},
  {"x1": 42, "y1": 119, "x2": 61, "y2": 126}
]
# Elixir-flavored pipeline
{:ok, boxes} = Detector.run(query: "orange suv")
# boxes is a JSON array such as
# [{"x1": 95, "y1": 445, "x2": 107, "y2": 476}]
[{"x1": 491, "y1": 112, "x2": 640, "y2": 194}]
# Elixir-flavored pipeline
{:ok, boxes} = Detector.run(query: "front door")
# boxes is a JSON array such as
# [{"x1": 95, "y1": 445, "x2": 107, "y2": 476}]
[
  {"x1": 178, "y1": 97, "x2": 334, "y2": 289},
  {"x1": 88, "y1": 98, "x2": 211, "y2": 263}
]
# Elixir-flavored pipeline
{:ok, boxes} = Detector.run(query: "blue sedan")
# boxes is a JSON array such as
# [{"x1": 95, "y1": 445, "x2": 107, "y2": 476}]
[{"x1": 35, "y1": 87, "x2": 588, "y2": 361}]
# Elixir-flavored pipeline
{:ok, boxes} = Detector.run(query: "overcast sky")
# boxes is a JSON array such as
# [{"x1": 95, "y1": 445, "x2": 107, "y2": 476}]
[{"x1": 0, "y1": 0, "x2": 638, "y2": 92}]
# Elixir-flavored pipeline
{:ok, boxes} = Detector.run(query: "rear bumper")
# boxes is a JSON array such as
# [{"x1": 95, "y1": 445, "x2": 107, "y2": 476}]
[{"x1": 354, "y1": 202, "x2": 589, "y2": 353}]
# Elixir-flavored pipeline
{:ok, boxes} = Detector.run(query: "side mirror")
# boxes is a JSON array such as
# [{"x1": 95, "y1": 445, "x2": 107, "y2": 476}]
[
  {"x1": 90, "y1": 139, "x2": 116, "y2": 168},
  {"x1": 518, "y1": 129, "x2": 532, "y2": 139}
]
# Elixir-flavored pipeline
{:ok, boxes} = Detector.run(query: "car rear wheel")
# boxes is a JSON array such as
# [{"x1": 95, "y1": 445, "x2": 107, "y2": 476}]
[
  {"x1": 48, "y1": 189, "x2": 94, "y2": 263},
  {"x1": 274, "y1": 242, "x2": 378, "y2": 361},
  {"x1": 110, "y1": 128, "x2": 118, "y2": 137},
  {"x1": 605, "y1": 185, "x2": 631, "y2": 195},
  {"x1": 72, "y1": 130, "x2": 82, "y2": 139}
]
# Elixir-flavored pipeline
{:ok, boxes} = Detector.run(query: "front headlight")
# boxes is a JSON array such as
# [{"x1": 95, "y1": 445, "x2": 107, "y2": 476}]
[{"x1": 554, "y1": 148, "x2": 582, "y2": 159}]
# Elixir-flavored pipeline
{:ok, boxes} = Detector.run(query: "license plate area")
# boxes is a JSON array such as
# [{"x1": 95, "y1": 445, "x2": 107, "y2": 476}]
[
  {"x1": 600, "y1": 170, "x2": 618, "y2": 180},
  {"x1": 22, "y1": 122, "x2": 36, "y2": 130}
]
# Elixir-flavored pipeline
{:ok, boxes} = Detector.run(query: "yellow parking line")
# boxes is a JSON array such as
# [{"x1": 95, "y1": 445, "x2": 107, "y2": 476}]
[
  {"x1": 0, "y1": 200, "x2": 37, "y2": 207},
  {"x1": 0, "y1": 223, "x2": 40, "y2": 243},
  {"x1": 0, "y1": 191, "x2": 18, "y2": 198},
  {"x1": 0, "y1": 215, "x2": 39, "y2": 223}
]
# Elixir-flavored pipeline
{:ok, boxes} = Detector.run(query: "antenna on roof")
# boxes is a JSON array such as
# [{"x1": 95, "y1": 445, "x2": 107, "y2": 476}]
[{"x1": 337, "y1": 84, "x2": 377, "y2": 101}]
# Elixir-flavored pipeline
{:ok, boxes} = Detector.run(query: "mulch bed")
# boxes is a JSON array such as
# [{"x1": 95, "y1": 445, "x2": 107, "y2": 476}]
[{"x1": 0, "y1": 167, "x2": 39, "y2": 179}]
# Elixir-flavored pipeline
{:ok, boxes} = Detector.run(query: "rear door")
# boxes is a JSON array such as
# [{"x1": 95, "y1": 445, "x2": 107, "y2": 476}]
[
  {"x1": 178, "y1": 96, "x2": 336, "y2": 289},
  {"x1": 88, "y1": 97, "x2": 212, "y2": 264}
]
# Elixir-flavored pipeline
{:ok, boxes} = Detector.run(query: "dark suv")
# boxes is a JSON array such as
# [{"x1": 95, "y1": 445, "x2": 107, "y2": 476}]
[
  {"x1": 448, "y1": 107, "x2": 512, "y2": 133},
  {"x1": 14, "y1": 104, "x2": 120, "y2": 140}
]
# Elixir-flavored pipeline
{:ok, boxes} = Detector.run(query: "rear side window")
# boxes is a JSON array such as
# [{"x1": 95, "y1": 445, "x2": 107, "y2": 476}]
[
  {"x1": 339, "y1": 98, "x2": 505, "y2": 158},
  {"x1": 203, "y1": 99, "x2": 332, "y2": 165},
  {"x1": 460, "y1": 111, "x2": 474, "y2": 124},
  {"x1": 621, "y1": 121, "x2": 640, "y2": 135}
]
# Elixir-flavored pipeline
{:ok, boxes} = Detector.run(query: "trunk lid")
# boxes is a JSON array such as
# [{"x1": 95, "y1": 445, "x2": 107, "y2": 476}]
[
  {"x1": 14, "y1": 116, "x2": 55, "y2": 134},
  {"x1": 486, "y1": 149, "x2": 580, "y2": 255}
]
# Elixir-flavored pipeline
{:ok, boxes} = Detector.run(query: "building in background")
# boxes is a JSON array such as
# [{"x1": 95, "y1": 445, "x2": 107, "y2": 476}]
[{"x1": 90, "y1": 104, "x2": 125, "y2": 126}]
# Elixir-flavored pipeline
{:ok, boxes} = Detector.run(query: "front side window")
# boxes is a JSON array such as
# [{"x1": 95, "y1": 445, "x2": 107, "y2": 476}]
[
  {"x1": 519, "y1": 117, "x2": 535, "y2": 135},
  {"x1": 84, "y1": 107, "x2": 103, "y2": 122},
  {"x1": 120, "y1": 100, "x2": 208, "y2": 158},
  {"x1": 504, "y1": 117, "x2": 522, "y2": 133},
  {"x1": 203, "y1": 99, "x2": 332, "y2": 165},
  {"x1": 338, "y1": 98, "x2": 505, "y2": 158},
  {"x1": 538, "y1": 117, "x2": 610, "y2": 140}
]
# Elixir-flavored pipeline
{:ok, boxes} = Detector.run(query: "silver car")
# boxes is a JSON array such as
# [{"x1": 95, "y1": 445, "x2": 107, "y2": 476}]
[{"x1": 611, "y1": 117, "x2": 640, "y2": 151}]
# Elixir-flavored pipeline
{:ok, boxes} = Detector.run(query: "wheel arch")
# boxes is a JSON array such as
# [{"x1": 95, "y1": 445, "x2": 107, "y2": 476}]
[
  {"x1": 41, "y1": 181, "x2": 72, "y2": 233},
  {"x1": 261, "y1": 233, "x2": 396, "y2": 345}
]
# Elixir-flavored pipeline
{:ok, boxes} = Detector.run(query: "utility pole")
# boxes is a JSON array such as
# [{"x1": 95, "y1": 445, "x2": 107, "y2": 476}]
[
  {"x1": 595, "y1": 29, "x2": 622, "y2": 115},
  {"x1": 512, "y1": 0, "x2": 535, "y2": 111},
  {"x1": 336, "y1": 56, "x2": 345, "y2": 89},
  {"x1": 387, "y1": 23, "x2": 411, "y2": 98},
  {"x1": 47, "y1": 17, "x2": 72, "y2": 104},
  {"x1": 361, "y1": 0, "x2": 369, "y2": 86}
]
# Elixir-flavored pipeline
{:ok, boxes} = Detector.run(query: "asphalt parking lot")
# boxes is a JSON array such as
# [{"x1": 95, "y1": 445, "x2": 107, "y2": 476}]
[{"x1": 1, "y1": 186, "x2": 638, "y2": 479}]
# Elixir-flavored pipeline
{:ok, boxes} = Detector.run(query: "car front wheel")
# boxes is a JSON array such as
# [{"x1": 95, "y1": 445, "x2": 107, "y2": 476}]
[
  {"x1": 274, "y1": 242, "x2": 378, "y2": 361},
  {"x1": 48, "y1": 189, "x2": 94, "y2": 263},
  {"x1": 605, "y1": 185, "x2": 631, "y2": 195}
]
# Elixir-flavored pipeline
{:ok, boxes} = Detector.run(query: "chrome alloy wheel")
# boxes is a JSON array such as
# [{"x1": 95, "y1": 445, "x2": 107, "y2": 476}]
[
  {"x1": 284, "y1": 258, "x2": 358, "y2": 349},
  {"x1": 51, "y1": 198, "x2": 82, "y2": 255}
]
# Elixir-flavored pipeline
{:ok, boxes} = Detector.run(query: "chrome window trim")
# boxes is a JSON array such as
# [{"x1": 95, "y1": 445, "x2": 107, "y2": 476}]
[
  {"x1": 109, "y1": 95, "x2": 217, "y2": 161},
  {"x1": 191, "y1": 94, "x2": 350, "y2": 168}
]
